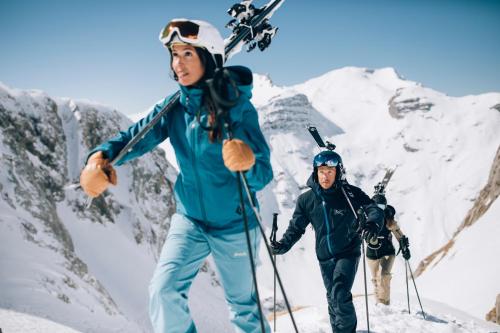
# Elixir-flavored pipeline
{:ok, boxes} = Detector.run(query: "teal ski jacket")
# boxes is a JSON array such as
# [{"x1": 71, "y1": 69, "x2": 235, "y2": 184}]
[{"x1": 89, "y1": 66, "x2": 273, "y2": 234}]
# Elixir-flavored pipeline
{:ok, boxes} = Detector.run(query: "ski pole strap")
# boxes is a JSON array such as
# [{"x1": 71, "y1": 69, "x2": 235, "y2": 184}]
[
  {"x1": 340, "y1": 186, "x2": 366, "y2": 234},
  {"x1": 206, "y1": 69, "x2": 240, "y2": 109},
  {"x1": 270, "y1": 213, "x2": 278, "y2": 243},
  {"x1": 205, "y1": 69, "x2": 240, "y2": 139}
]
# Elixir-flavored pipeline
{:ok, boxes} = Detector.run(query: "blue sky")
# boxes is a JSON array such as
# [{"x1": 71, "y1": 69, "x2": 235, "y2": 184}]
[{"x1": 1, "y1": 0, "x2": 499, "y2": 115}]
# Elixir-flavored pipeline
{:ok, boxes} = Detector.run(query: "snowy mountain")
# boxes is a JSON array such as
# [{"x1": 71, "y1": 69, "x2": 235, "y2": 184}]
[
  {"x1": 1, "y1": 65, "x2": 499, "y2": 333},
  {"x1": 0, "y1": 83, "x2": 231, "y2": 332}
]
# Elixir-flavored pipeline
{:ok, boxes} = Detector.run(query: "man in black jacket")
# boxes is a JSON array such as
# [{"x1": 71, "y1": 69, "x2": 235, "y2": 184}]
[{"x1": 271, "y1": 150, "x2": 384, "y2": 333}]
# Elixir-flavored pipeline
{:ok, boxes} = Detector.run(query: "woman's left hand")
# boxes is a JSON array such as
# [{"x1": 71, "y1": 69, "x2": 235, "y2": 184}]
[{"x1": 222, "y1": 139, "x2": 255, "y2": 172}]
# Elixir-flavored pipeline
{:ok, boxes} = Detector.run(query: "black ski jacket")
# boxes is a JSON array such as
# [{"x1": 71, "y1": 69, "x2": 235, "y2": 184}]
[{"x1": 280, "y1": 174, "x2": 384, "y2": 261}]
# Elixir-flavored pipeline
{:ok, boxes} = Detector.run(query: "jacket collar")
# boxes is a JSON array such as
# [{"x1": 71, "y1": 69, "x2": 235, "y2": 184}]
[{"x1": 179, "y1": 85, "x2": 204, "y2": 110}]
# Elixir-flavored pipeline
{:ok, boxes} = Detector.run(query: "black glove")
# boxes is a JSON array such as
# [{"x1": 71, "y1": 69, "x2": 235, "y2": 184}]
[
  {"x1": 399, "y1": 236, "x2": 410, "y2": 248},
  {"x1": 399, "y1": 236, "x2": 411, "y2": 260},
  {"x1": 361, "y1": 222, "x2": 379, "y2": 243},
  {"x1": 402, "y1": 247, "x2": 411, "y2": 260},
  {"x1": 271, "y1": 240, "x2": 289, "y2": 255}
]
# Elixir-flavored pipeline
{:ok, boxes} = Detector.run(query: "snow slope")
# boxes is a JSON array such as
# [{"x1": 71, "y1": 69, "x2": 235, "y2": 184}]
[{"x1": 0, "y1": 308, "x2": 82, "y2": 333}]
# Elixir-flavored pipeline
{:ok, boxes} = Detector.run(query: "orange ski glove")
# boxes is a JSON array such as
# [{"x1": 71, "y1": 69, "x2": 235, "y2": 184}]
[
  {"x1": 79, "y1": 151, "x2": 117, "y2": 198},
  {"x1": 222, "y1": 139, "x2": 256, "y2": 172}
]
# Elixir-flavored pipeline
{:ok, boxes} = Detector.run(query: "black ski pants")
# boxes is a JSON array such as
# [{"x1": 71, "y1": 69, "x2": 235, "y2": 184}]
[{"x1": 319, "y1": 255, "x2": 360, "y2": 333}]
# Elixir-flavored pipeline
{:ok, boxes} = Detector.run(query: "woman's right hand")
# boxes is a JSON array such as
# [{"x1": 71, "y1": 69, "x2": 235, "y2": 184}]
[
  {"x1": 222, "y1": 139, "x2": 256, "y2": 172},
  {"x1": 80, "y1": 151, "x2": 117, "y2": 198}
]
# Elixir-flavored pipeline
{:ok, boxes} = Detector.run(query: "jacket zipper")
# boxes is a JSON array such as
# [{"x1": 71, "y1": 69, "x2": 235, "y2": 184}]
[
  {"x1": 321, "y1": 200, "x2": 334, "y2": 256},
  {"x1": 188, "y1": 102, "x2": 208, "y2": 223}
]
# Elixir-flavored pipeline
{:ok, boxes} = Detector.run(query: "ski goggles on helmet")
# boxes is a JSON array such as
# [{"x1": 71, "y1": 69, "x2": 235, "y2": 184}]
[
  {"x1": 160, "y1": 20, "x2": 200, "y2": 46},
  {"x1": 313, "y1": 153, "x2": 341, "y2": 168}
]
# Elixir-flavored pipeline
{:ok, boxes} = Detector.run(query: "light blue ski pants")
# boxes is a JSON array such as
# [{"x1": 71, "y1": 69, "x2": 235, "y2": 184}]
[{"x1": 149, "y1": 213, "x2": 271, "y2": 333}]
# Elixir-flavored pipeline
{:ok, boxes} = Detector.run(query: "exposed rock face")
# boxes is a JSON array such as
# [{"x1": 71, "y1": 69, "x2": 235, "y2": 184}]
[
  {"x1": 485, "y1": 294, "x2": 500, "y2": 323},
  {"x1": 415, "y1": 146, "x2": 500, "y2": 277},
  {"x1": 0, "y1": 91, "x2": 73, "y2": 250},
  {"x1": 388, "y1": 88, "x2": 435, "y2": 119},
  {"x1": 260, "y1": 93, "x2": 344, "y2": 135},
  {"x1": 0, "y1": 84, "x2": 176, "y2": 331}
]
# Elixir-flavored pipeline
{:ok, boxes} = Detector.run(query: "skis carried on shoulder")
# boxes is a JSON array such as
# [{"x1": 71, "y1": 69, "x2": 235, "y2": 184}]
[
  {"x1": 78, "y1": 0, "x2": 285, "y2": 198},
  {"x1": 308, "y1": 126, "x2": 336, "y2": 151},
  {"x1": 106, "y1": 0, "x2": 285, "y2": 168}
]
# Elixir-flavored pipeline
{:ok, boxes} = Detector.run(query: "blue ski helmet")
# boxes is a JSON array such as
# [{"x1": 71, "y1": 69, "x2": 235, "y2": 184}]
[{"x1": 313, "y1": 150, "x2": 345, "y2": 183}]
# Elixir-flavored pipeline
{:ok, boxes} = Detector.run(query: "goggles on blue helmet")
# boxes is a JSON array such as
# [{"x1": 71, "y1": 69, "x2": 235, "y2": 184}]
[{"x1": 313, "y1": 152, "x2": 341, "y2": 168}]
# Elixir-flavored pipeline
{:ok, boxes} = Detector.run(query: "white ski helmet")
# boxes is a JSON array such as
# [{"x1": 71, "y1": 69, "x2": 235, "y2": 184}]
[{"x1": 159, "y1": 19, "x2": 225, "y2": 66}]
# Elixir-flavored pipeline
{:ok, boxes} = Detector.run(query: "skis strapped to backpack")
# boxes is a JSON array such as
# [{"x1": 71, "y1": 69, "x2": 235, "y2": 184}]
[{"x1": 373, "y1": 167, "x2": 396, "y2": 197}]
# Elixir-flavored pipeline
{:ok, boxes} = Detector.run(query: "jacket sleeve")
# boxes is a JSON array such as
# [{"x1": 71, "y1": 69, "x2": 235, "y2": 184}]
[
  {"x1": 232, "y1": 100, "x2": 273, "y2": 191},
  {"x1": 87, "y1": 96, "x2": 174, "y2": 166},
  {"x1": 352, "y1": 186, "x2": 384, "y2": 232},
  {"x1": 279, "y1": 195, "x2": 310, "y2": 251}
]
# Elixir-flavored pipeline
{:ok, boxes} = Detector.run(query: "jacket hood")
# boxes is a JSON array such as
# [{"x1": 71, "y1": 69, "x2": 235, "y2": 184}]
[{"x1": 307, "y1": 172, "x2": 324, "y2": 196}]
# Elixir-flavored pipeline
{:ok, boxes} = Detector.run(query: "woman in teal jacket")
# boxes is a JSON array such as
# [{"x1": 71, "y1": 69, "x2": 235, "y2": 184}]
[{"x1": 80, "y1": 19, "x2": 273, "y2": 333}]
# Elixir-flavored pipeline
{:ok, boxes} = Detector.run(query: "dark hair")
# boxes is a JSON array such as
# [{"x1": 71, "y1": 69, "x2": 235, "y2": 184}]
[{"x1": 169, "y1": 46, "x2": 218, "y2": 85}]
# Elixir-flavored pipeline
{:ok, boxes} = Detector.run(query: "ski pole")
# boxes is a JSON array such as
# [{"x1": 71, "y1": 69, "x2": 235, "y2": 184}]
[
  {"x1": 240, "y1": 173, "x2": 299, "y2": 333},
  {"x1": 236, "y1": 172, "x2": 266, "y2": 333},
  {"x1": 360, "y1": 235, "x2": 370, "y2": 333},
  {"x1": 405, "y1": 259, "x2": 410, "y2": 314},
  {"x1": 406, "y1": 260, "x2": 426, "y2": 319},
  {"x1": 340, "y1": 186, "x2": 370, "y2": 333},
  {"x1": 271, "y1": 213, "x2": 279, "y2": 331}
]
